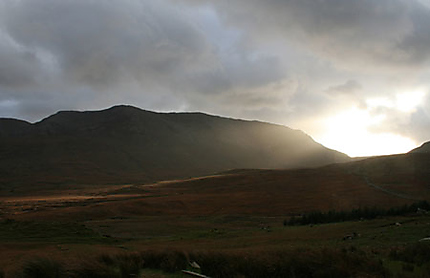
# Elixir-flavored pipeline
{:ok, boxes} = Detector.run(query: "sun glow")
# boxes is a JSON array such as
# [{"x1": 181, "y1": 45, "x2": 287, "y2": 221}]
[
  {"x1": 317, "y1": 107, "x2": 417, "y2": 157},
  {"x1": 366, "y1": 90, "x2": 426, "y2": 112},
  {"x1": 395, "y1": 90, "x2": 426, "y2": 112}
]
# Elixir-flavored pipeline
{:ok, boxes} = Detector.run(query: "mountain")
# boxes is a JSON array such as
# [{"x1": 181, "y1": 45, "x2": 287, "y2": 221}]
[
  {"x1": 410, "y1": 141, "x2": 430, "y2": 153},
  {"x1": 124, "y1": 152, "x2": 429, "y2": 215},
  {"x1": 0, "y1": 105, "x2": 349, "y2": 189}
]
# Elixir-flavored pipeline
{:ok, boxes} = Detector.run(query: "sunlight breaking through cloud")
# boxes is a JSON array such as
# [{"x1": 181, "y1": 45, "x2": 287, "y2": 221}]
[
  {"x1": 317, "y1": 108, "x2": 417, "y2": 157},
  {"x1": 1, "y1": 0, "x2": 430, "y2": 156}
]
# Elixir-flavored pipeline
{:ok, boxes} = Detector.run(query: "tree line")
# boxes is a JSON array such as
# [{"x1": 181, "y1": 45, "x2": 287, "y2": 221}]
[{"x1": 284, "y1": 200, "x2": 430, "y2": 226}]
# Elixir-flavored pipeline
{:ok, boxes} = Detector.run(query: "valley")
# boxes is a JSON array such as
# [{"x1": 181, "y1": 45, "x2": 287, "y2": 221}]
[
  {"x1": 0, "y1": 152, "x2": 430, "y2": 277},
  {"x1": 0, "y1": 107, "x2": 430, "y2": 277}
]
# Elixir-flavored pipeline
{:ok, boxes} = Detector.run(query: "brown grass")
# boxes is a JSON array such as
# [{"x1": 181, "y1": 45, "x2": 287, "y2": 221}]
[{"x1": 1, "y1": 154, "x2": 429, "y2": 276}]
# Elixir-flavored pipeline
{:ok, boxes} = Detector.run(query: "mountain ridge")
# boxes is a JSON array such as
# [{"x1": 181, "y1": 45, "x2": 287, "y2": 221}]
[
  {"x1": 410, "y1": 141, "x2": 430, "y2": 153},
  {"x1": 0, "y1": 105, "x2": 349, "y2": 189}
]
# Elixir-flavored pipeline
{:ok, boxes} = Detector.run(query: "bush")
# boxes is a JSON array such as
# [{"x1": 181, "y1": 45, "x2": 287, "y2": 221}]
[
  {"x1": 139, "y1": 250, "x2": 164, "y2": 269},
  {"x1": 98, "y1": 254, "x2": 115, "y2": 266},
  {"x1": 72, "y1": 260, "x2": 119, "y2": 278},
  {"x1": 389, "y1": 242, "x2": 430, "y2": 266},
  {"x1": 74, "y1": 252, "x2": 144, "y2": 278},
  {"x1": 115, "y1": 252, "x2": 143, "y2": 277},
  {"x1": 15, "y1": 247, "x2": 391, "y2": 278},
  {"x1": 159, "y1": 251, "x2": 188, "y2": 273},
  {"x1": 139, "y1": 250, "x2": 187, "y2": 273},
  {"x1": 402, "y1": 263, "x2": 414, "y2": 272},
  {"x1": 285, "y1": 201, "x2": 430, "y2": 226},
  {"x1": 20, "y1": 258, "x2": 64, "y2": 278},
  {"x1": 189, "y1": 248, "x2": 388, "y2": 278},
  {"x1": 191, "y1": 252, "x2": 236, "y2": 278}
]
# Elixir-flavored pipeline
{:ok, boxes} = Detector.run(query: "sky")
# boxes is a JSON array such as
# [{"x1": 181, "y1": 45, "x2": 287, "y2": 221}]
[{"x1": 0, "y1": 0, "x2": 430, "y2": 157}]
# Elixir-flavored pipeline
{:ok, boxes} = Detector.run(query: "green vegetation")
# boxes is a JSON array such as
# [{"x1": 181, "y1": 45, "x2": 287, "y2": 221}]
[
  {"x1": 9, "y1": 244, "x2": 430, "y2": 278},
  {"x1": 389, "y1": 242, "x2": 430, "y2": 267},
  {"x1": 72, "y1": 253, "x2": 143, "y2": 278},
  {"x1": 1, "y1": 213, "x2": 429, "y2": 277},
  {"x1": 0, "y1": 219, "x2": 112, "y2": 244},
  {"x1": 20, "y1": 258, "x2": 64, "y2": 278},
  {"x1": 12, "y1": 252, "x2": 185, "y2": 278},
  {"x1": 285, "y1": 201, "x2": 430, "y2": 226}
]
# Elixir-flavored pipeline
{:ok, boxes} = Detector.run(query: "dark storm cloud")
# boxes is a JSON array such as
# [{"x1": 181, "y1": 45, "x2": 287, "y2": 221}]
[
  {"x1": 186, "y1": 0, "x2": 430, "y2": 148},
  {"x1": 0, "y1": 45, "x2": 36, "y2": 87},
  {"x1": 325, "y1": 80, "x2": 366, "y2": 109},
  {"x1": 2, "y1": 0, "x2": 215, "y2": 88},
  {"x1": 0, "y1": 0, "x2": 429, "y2": 154},
  {"x1": 406, "y1": 107, "x2": 430, "y2": 143},
  {"x1": 396, "y1": 7, "x2": 430, "y2": 65},
  {"x1": 326, "y1": 80, "x2": 362, "y2": 97},
  {"x1": 187, "y1": 52, "x2": 285, "y2": 95},
  {"x1": 0, "y1": 31, "x2": 53, "y2": 88},
  {"x1": 192, "y1": 0, "x2": 430, "y2": 70},
  {"x1": 0, "y1": 0, "x2": 287, "y2": 121}
]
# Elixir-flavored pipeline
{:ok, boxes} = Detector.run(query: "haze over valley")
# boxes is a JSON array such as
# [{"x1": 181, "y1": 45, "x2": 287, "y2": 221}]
[{"x1": 0, "y1": 105, "x2": 349, "y2": 190}]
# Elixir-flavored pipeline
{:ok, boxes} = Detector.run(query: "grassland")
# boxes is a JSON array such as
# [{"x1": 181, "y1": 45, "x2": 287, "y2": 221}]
[
  {"x1": 1, "y1": 162, "x2": 430, "y2": 277},
  {"x1": 1, "y1": 213, "x2": 430, "y2": 277}
]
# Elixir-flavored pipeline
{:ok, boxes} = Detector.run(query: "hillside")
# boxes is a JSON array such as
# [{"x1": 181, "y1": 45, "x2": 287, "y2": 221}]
[
  {"x1": 1, "y1": 139, "x2": 429, "y2": 277},
  {"x1": 3, "y1": 151, "x2": 429, "y2": 221},
  {"x1": 0, "y1": 105, "x2": 349, "y2": 190},
  {"x1": 410, "y1": 141, "x2": 430, "y2": 153}
]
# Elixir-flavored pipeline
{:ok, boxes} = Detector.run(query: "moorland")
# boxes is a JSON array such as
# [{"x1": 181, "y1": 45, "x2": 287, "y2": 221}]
[{"x1": 0, "y1": 106, "x2": 430, "y2": 277}]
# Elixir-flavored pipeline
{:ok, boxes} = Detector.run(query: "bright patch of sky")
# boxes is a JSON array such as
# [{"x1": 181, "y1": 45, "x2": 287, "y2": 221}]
[
  {"x1": 318, "y1": 107, "x2": 417, "y2": 157},
  {"x1": 1, "y1": 0, "x2": 430, "y2": 156}
]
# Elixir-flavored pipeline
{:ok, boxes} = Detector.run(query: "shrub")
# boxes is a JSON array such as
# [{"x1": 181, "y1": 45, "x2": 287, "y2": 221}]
[
  {"x1": 285, "y1": 201, "x2": 430, "y2": 226},
  {"x1": 191, "y1": 252, "x2": 237, "y2": 278},
  {"x1": 15, "y1": 248, "x2": 391, "y2": 278},
  {"x1": 98, "y1": 254, "x2": 115, "y2": 266},
  {"x1": 140, "y1": 250, "x2": 187, "y2": 273},
  {"x1": 159, "y1": 251, "x2": 188, "y2": 273},
  {"x1": 402, "y1": 263, "x2": 414, "y2": 272},
  {"x1": 115, "y1": 252, "x2": 143, "y2": 277},
  {"x1": 139, "y1": 250, "x2": 164, "y2": 269},
  {"x1": 188, "y1": 248, "x2": 388, "y2": 278},
  {"x1": 20, "y1": 258, "x2": 64, "y2": 278},
  {"x1": 71, "y1": 260, "x2": 119, "y2": 278},
  {"x1": 389, "y1": 242, "x2": 430, "y2": 266}
]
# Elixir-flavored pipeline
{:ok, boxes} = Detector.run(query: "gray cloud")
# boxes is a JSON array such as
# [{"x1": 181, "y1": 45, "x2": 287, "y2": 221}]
[
  {"x1": 191, "y1": 0, "x2": 430, "y2": 70},
  {"x1": 396, "y1": 7, "x2": 430, "y2": 65},
  {"x1": 368, "y1": 93, "x2": 430, "y2": 143},
  {"x1": 0, "y1": 31, "x2": 51, "y2": 88},
  {"x1": 186, "y1": 52, "x2": 285, "y2": 95},
  {"x1": 3, "y1": 0, "x2": 216, "y2": 88},
  {"x1": 326, "y1": 80, "x2": 362, "y2": 97},
  {"x1": 0, "y1": 0, "x2": 287, "y2": 121},
  {"x1": 406, "y1": 107, "x2": 430, "y2": 143},
  {"x1": 325, "y1": 80, "x2": 366, "y2": 109},
  {"x1": 0, "y1": 0, "x2": 429, "y2": 154}
]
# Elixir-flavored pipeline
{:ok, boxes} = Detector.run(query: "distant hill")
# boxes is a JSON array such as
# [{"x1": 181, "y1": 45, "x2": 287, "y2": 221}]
[
  {"x1": 0, "y1": 105, "x2": 349, "y2": 189},
  {"x1": 130, "y1": 152, "x2": 429, "y2": 215},
  {"x1": 11, "y1": 152, "x2": 428, "y2": 219},
  {"x1": 410, "y1": 141, "x2": 430, "y2": 153}
]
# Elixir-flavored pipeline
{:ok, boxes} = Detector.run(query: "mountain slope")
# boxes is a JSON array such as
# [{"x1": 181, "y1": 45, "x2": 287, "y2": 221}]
[
  {"x1": 7, "y1": 152, "x2": 429, "y2": 220},
  {"x1": 0, "y1": 105, "x2": 349, "y2": 188},
  {"x1": 114, "y1": 152, "x2": 429, "y2": 215},
  {"x1": 410, "y1": 141, "x2": 430, "y2": 153}
]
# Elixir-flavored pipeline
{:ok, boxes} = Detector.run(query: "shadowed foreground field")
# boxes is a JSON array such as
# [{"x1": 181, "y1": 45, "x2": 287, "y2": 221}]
[
  {"x1": 1, "y1": 213, "x2": 430, "y2": 277},
  {"x1": 1, "y1": 158, "x2": 430, "y2": 277}
]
